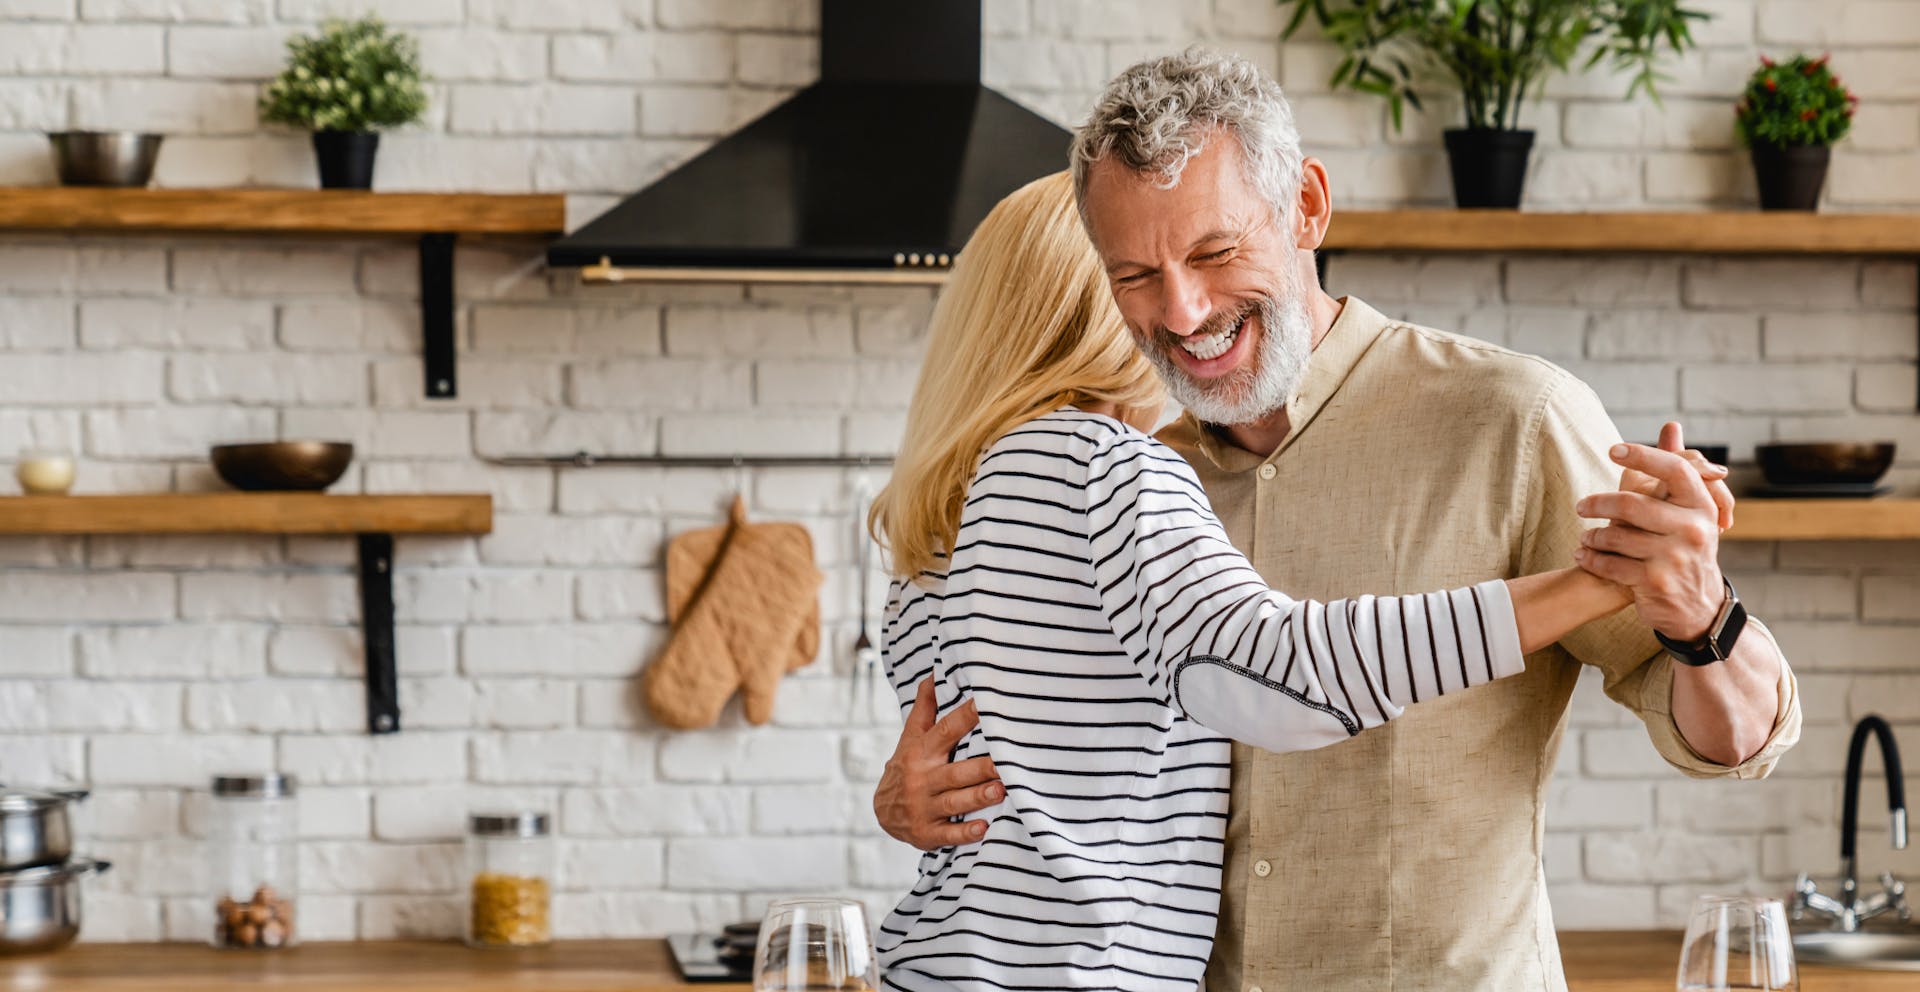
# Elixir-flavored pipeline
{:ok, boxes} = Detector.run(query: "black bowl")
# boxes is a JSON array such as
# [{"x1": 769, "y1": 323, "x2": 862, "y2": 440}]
[
  {"x1": 1635, "y1": 442, "x2": 1729, "y2": 467},
  {"x1": 1754, "y1": 442, "x2": 1895, "y2": 486},
  {"x1": 210, "y1": 442, "x2": 353, "y2": 492}
]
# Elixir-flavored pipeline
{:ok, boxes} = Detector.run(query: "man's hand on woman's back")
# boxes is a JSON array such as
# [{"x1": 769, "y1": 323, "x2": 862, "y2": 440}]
[{"x1": 873, "y1": 677, "x2": 1005, "y2": 850}]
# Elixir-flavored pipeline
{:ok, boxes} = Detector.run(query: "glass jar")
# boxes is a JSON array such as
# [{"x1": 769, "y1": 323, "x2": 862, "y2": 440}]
[
  {"x1": 465, "y1": 811, "x2": 553, "y2": 948},
  {"x1": 206, "y1": 773, "x2": 298, "y2": 950}
]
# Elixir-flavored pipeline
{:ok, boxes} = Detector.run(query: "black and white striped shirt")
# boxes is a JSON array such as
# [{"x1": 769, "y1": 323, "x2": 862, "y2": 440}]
[{"x1": 875, "y1": 410, "x2": 1525, "y2": 992}]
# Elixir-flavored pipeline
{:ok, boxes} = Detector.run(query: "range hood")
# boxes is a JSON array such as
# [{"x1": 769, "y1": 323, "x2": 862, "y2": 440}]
[{"x1": 545, "y1": 0, "x2": 1073, "y2": 284}]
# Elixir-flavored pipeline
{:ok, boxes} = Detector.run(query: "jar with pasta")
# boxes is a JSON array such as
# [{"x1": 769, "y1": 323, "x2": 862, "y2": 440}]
[{"x1": 464, "y1": 811, "x2": 552, "y2": 948}]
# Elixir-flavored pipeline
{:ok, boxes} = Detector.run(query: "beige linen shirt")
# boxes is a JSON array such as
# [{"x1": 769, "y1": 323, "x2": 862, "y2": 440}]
[{"x1": 1166, "y1": 298, "x2": 1802, "y2": 992}]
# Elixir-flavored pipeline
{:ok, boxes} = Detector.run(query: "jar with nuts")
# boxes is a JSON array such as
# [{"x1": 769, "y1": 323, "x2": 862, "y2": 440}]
[
  {"x1": 465, "y1": 811, "x2": 552, "y2": 948},
  {"x1": 206, "y1": 774, "x2": 298, "y2": 950}
]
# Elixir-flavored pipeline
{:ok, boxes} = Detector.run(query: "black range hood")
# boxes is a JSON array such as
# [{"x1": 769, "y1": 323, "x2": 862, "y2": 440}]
[{"x1": 546, "y1": 0, "x2": 1073, "y2": 282}]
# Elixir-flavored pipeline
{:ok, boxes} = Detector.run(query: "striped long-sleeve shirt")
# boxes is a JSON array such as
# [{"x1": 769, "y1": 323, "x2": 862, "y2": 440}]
[{"x1": 875, "y1": 409, "x2": 1527, "y2": 992}]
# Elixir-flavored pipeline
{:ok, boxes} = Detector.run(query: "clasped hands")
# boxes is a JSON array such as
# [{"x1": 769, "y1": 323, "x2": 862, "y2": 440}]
[{"x1": 1575, "y1": 421, "x2": 1734, "y2": 644}]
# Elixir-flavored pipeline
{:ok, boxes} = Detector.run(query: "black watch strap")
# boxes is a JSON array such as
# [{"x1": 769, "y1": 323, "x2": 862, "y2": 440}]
[{"x1": 1655, "y1": 577, "x2": 1747, "y2": 667}]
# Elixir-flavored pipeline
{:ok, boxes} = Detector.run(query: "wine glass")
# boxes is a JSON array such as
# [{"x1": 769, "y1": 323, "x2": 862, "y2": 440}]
[
  {"x1": 1676, "y1": 894, "x2": 1797, "y2": 991},
  {"x1": 753, "y1": 897, "x2": 881, "y2": 991}
]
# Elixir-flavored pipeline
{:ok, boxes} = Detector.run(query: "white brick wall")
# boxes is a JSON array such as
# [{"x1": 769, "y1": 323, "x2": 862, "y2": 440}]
[{"x1": 0, "y1": 0, "x2": 1917, "y2": 943}]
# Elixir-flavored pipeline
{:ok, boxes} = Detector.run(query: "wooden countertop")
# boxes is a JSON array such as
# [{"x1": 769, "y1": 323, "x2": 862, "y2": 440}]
[
  {"x1": 0, "y1": 932, "x2": 1907, "y2": 991},
  {"x1": 1563, "y1": 931, "x2": 1910, "y2": 991}
]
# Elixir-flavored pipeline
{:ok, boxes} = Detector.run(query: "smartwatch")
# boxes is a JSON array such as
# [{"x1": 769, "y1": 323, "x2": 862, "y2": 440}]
[{"x1": 1654, "y1": 577, "x2": 1747, "y2": 667}]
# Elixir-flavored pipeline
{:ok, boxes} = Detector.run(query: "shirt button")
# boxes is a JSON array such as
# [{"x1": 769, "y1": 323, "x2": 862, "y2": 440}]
[
  {"x1": 1257, "y1": 464, "x2": 1277, "y2": 481},
  {"x1": 1253, "y1": 859, "x2": 1272, "y2": 878}
]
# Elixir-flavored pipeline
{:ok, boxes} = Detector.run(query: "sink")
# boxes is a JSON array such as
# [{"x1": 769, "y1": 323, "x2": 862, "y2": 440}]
[{"x1": 1794, "y1": 930, "x2": 1920, "y2": 970}]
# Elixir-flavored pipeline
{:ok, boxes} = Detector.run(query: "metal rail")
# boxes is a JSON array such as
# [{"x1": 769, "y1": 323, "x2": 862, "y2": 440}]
[{"x1": 488, "y1": 453, "x2": 894, "y2": 469}]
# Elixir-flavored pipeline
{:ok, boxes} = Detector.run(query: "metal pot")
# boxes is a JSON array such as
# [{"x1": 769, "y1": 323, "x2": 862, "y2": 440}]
[
  {"x1": 0, "y1": 787, "x2": 88, "y2": 873},
  {"x1": 0, "y1": 857, "x2": 110, "y2": 955}
]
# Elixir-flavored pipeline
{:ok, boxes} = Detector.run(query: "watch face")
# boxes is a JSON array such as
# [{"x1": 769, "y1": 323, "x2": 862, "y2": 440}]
[{"x1": 1713, "y1": 601, "x2": 1748, "y2": 660}]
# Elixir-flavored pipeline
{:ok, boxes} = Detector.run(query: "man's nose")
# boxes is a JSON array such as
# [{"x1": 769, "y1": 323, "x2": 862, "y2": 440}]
[{"x1": 1159, "y1": 268, "x2": 1211, "y2": 336}]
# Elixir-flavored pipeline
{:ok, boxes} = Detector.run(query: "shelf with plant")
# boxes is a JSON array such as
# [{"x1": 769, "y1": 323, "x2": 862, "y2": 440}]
[
  {"x1": 260, "y1": 16, "x2": 429, "y2": 190},
  {"x1": 1735, "y1": 53, "x2": 1856, "y2": 211},
  {"x1": 1278, "y1": 0, "x2": 1710, "y2": 207}
]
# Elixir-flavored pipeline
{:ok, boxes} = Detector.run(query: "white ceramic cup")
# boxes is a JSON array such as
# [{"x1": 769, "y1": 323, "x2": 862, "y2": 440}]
[{"x1": 16, "y1": 449, "x2": 76, "y2": 496}]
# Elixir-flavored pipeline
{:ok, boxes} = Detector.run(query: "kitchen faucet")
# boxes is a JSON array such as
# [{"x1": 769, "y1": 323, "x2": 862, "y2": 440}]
[{"x1": 1793, "y1": 715, "x2": 1909, "y2": 931}]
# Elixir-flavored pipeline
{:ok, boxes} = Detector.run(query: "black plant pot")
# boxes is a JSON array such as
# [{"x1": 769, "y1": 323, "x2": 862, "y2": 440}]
[
  {"x1": 312, "y1": 130, "x2": 379, "y2": 190},
  {"x1": 1750, "y1": 143, "x2": 1829, "y2": 211},
  {"x1": 1442, "y1": 128, "x2": 1535, "y2": 209}
]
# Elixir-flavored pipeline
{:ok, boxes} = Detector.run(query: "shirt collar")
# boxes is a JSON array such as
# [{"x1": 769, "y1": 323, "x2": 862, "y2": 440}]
[{"x1": 1184, "y1": 295, "x2": 1394, "y2": 472}]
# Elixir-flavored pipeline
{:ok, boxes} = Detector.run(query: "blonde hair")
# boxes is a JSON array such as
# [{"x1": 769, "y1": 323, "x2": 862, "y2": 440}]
[{"x1": 870, "y1": 171, "x2": 1164, "y2": 581}]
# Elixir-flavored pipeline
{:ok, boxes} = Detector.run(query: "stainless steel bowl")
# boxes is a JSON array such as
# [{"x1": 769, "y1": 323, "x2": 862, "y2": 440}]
[
  {"x1": 0, "y1": 857, "x2": 110, "y2": 956},
  {"x1": 210, "y1": 441, "x2": 354, "y2": 492},
  {"x1": 46, "y1": 131, "x2": 163, "y2": 187},
  {"x1": 0, "y1": 787, "x2": 88, "y2": 873}
]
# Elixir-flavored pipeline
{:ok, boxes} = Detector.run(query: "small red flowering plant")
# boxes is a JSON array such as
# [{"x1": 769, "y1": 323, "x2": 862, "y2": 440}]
[{"x1": 1735, "y1": 53, "x2": 1856, "y2": 148}]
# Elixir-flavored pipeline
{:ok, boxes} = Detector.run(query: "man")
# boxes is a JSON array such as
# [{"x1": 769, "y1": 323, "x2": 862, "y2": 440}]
[{"x1": 872, "y1": 51, "x2": 1800, "y2": 991}]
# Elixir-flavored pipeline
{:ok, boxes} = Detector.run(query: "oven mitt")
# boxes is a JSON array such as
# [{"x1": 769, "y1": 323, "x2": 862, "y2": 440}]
[
  {"x1": 665, "y1": 512, "x2": 819, "y2": 677},
  {"x1": 644, "y1": 496, "x2": 824, "y2": 728}
]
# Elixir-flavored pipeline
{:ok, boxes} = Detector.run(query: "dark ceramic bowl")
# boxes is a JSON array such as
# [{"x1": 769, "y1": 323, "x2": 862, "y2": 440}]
[
  {"x1": 210, "y1": 441, "x2": 353, "y2": 492},
  {"x1": 1635, "y1": 443, "x2": 1729, "y2": 467},
  {"x1": 1754, "y1": 442, "x2": 1895, "y2": 486}
]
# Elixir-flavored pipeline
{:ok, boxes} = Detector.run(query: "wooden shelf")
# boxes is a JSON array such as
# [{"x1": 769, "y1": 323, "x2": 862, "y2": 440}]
[
  {"x1": 0, "y1": 188, "x2": 566, "y2": 400},
  {"x1": 1721, "y1": 498, "x2": 1920, "y2": 541},
  {"x1": 0, "y1": 187, "x2": 565, "y2": 235},
  {"x1": 0, "y1": 493, "x2": 491, "y2": 735},
  {"x1": 0, "y1": 493, "x2": 492, "y2": 535},
  {"x1": 1324, "y1": 210, "x2": 1920, "y2": 255}
]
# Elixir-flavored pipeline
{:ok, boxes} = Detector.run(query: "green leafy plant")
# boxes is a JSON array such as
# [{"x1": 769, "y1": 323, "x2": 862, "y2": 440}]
[
  {"x1": 1735, "y1": 53, "x2": 1855, "y2": 149},
  {"x1": 1278, "y1": 0, "x2": 1710, "y2": 131},
  {"x1": 260, "y1": 16, "x2": 427, "y2": 132}
]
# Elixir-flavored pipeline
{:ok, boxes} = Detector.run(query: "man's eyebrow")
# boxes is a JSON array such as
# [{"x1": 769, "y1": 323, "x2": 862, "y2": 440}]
[
  {"x1": 1105, "y1": 226, "x2": 1252, "y2": 275},
  {"x1": 1191, "y1": 229, "x2": 1244, "y2": 248}
]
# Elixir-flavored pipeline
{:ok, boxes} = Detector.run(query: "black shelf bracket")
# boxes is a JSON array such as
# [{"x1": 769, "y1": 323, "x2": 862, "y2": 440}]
[
  {"x1": 419, "y1": 233, "x2": 457, "y2": 400},
  {"x1": 356, "y1": 533, "x2": 400, "y2": 734}
]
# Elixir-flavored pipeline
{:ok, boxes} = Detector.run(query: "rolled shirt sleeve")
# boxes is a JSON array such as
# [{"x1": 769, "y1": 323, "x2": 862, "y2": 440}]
[{"x1": 1514, "y1": 371, "x2": 1802, "y2": 779}]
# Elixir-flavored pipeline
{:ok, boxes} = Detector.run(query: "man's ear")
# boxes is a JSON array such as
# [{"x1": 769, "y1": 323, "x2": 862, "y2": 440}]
[{"x1": 1295, "y1": 157, "x2": 1333, "y2": 252}]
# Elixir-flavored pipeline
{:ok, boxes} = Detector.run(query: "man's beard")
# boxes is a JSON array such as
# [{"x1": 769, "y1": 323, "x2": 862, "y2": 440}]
[{"x1": 1136, "y1": 278, "x2": 1312, "y2": 427}]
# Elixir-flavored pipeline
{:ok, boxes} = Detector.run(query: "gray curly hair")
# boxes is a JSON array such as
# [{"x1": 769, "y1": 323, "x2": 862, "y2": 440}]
[{"x1": 1070, "y1": 48, "x2": 1303, "y2": 227}]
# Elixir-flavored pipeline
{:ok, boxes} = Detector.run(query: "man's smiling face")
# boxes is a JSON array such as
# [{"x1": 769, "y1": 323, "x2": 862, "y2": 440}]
[{"x1": 1079, "y1": 130, "x2": 1312, "y2": 427}]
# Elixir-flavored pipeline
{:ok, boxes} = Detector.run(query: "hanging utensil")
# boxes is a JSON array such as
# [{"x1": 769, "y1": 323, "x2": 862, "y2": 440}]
[{"x1": 849, "y1": 477, "x2": 880, "y2": 718}]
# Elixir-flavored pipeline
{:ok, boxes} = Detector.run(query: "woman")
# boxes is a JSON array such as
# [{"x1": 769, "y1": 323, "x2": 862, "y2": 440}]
[{"x1": 866, "y1": 172, "x2": 1691, "y2": 992}]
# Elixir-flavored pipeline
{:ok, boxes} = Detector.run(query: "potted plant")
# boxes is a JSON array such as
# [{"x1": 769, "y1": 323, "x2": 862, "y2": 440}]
[
  {"x1": 1279, "y1": 0, "x2": 1709, "y2": 208},
  {"x1": 1735, "y1": 54, "x2": 1855, "y2": 211},
  {"x1": 260, "y1": 16, "x2": 428, "y2": 190}
]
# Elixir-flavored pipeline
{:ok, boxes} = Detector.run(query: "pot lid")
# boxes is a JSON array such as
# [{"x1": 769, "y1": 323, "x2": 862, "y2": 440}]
[{"x1": 0, "y1": 785, "x2": 88, "y2": 813}]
